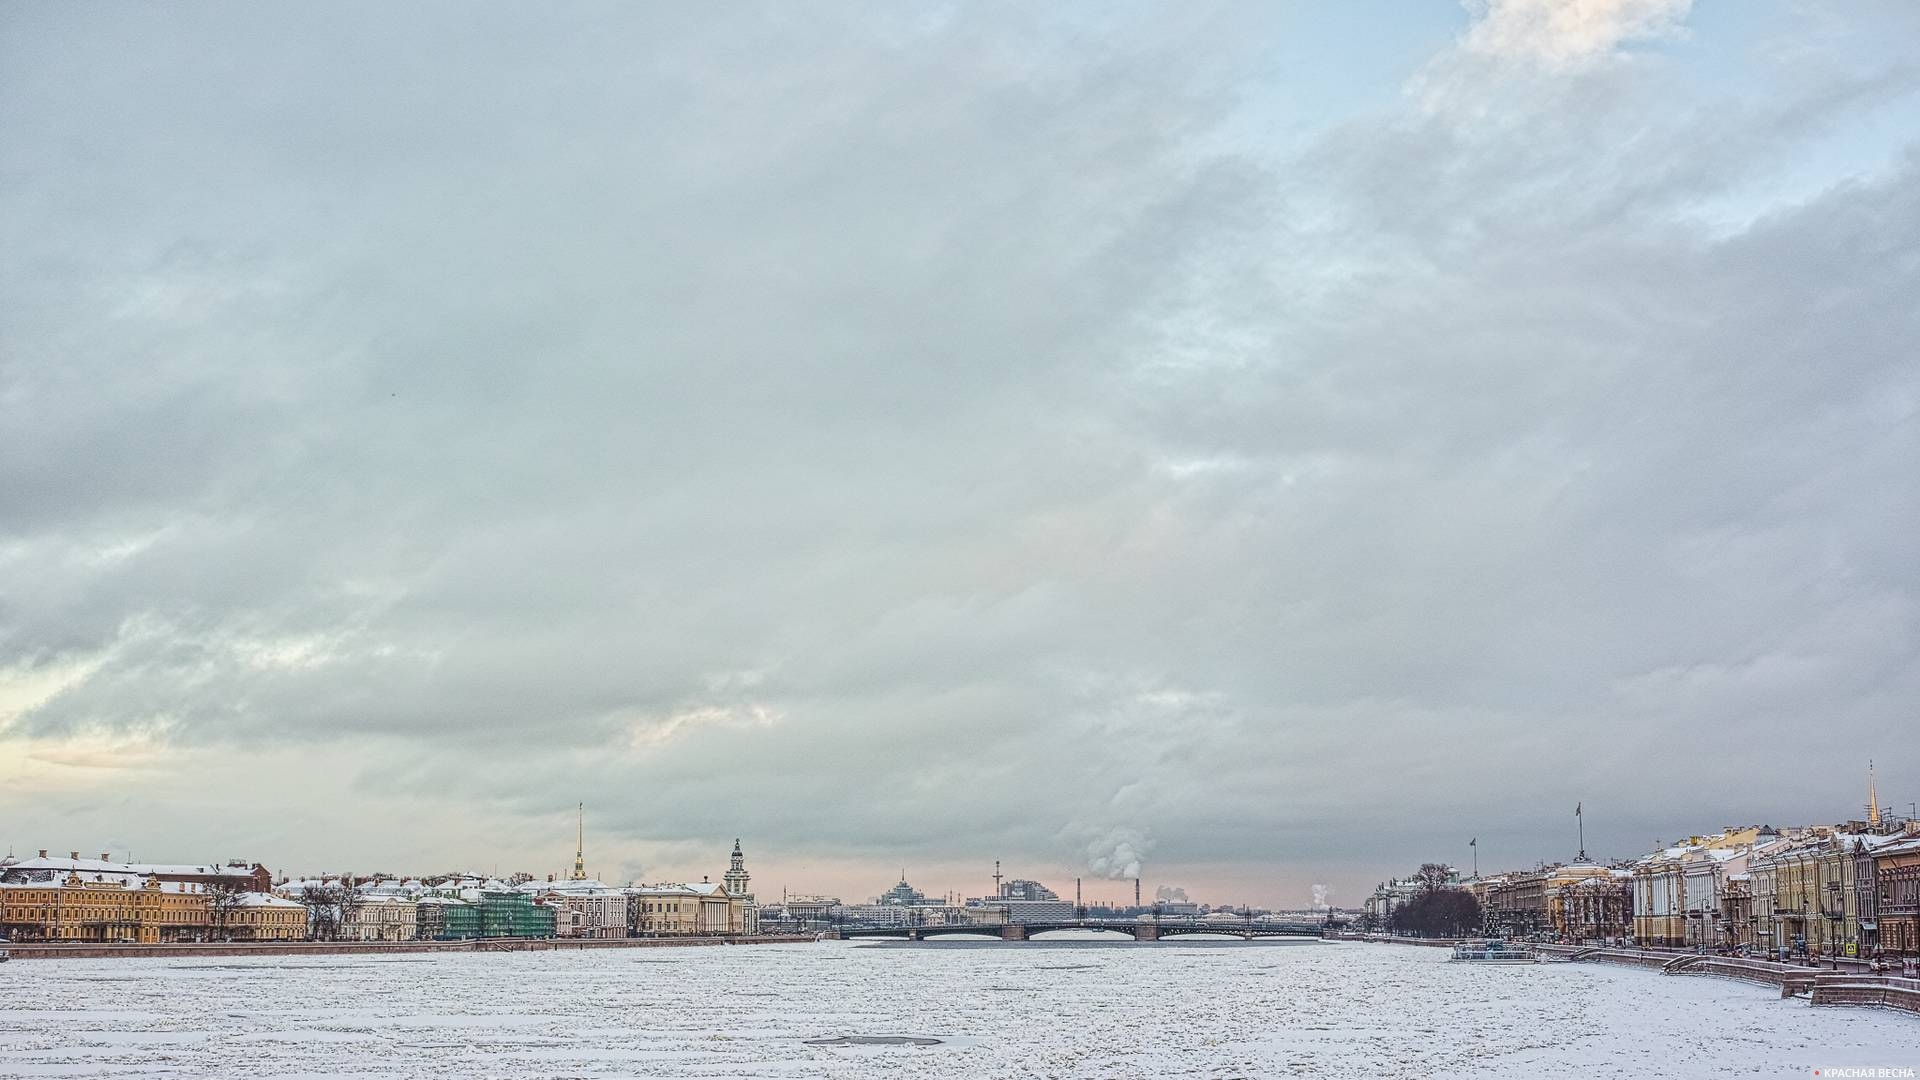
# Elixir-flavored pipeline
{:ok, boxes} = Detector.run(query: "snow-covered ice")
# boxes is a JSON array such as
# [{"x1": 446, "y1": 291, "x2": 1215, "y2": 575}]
[{"x1": 1, "y1": 937, "x2": 1915, "y2": 1077}]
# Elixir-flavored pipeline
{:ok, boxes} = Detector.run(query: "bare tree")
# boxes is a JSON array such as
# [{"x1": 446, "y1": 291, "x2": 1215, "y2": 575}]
[
  {"x1": 296, "y1": 878, "x2": 368, "y2": 941},
  {"x1": 206, "y1": 882, "x2": 245, "y2": 941},
  {"x1": 336, "y1": 876, "x2": 365, "y2": 940},
  {"x1": 298, "y1": 884, "x2": 339, "y2": 940},
  {"x1": 1415, "y1": 863, "x2": 1453, "y2": 895}
]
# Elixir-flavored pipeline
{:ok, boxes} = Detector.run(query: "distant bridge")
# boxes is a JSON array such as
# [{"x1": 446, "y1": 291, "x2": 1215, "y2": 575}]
[{"x1": 838, "y1": 919, "x2": 1327, "y2": 942}]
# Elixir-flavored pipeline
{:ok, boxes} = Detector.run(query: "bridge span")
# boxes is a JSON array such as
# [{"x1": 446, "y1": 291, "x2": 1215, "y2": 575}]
[{"x1": 838, "y1": 919, "x2": 1326, "y2": 942}]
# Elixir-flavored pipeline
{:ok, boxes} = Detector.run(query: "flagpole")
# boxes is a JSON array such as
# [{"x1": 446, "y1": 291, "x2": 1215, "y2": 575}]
[{"x1": 1576, "y1": 803, "x2": 1587, "y2": 863}]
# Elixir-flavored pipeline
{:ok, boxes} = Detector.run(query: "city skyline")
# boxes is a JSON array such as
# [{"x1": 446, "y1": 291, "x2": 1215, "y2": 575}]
[
  {"x1": 3, "y1": 1, "x2": 1917, "y2": 907},
  {"x1": 5, "y1": 765, "x2": 1901, "y2": 912}
]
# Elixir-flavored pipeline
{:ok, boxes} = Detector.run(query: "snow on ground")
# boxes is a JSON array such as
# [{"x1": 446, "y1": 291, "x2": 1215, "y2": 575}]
[{"x1": 0, "y1": 938, "x2": 1914, "y2": 1078}]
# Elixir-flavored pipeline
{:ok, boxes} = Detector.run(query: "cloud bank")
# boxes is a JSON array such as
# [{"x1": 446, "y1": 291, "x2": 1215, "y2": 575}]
[{"x1": 1, "y1": 1, "x2": 1915, "y2": 903}]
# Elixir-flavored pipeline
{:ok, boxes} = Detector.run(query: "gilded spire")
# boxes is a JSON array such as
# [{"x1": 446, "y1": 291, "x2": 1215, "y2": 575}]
[
  {"x1": 570, "y1": 802, "x2": 587, "y2": 880},
  {"x1": 1868, "y1": 760, "x2": 1880, "y2": 827}
]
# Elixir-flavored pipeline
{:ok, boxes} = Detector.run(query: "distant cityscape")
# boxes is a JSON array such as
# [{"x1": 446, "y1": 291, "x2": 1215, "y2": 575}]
[
  {"x1": 7, "y1": 772, "x2": 1918, "y2": 961},
  {"x1": 0, "y1": 829, "x2": 1314, "y2": 946},
  {"x1": 0, "y1": 808, "x2": 769, "y2": 945},
  {"x1": 1365, "y1": 769, "x2": 1920, "y2": 961},
  {"x1": 2, "y1": 799, "x2": 1324, "y2": 947}
]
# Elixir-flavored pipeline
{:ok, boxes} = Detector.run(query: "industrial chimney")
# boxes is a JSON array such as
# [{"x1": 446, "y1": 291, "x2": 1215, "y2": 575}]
[{"x1": 1135, "y1": 878, "x2": 1141, "y2": 908}]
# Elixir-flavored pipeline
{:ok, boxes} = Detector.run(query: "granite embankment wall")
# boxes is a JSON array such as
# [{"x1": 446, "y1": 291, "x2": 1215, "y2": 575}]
[
  {"x1": 5, "y1": 935, "x2": 816, "y2": 961},
  {"x1": 1530, "y1": 943, "x2": 1920, "y2": 1017}
]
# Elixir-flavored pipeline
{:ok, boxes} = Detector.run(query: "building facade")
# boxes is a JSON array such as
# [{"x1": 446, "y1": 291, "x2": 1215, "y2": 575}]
[
  {"x1": 1874, "y1": 835, "x2": 1920, "y2": 956},
  {"x1": 226, "y1": 893, "x2": 306, "y2": 941},
  {"x1": 1632, "y1": 830, "x2": 1764, "y2": 948},
  {"x1": 1363, "y1": 878, "x2": 1423, "y2": 929},
  {"x1": 628, "y1": 882, "x2": 743, "y2": 935},
  {"x1": 0, "y1": 874, "x2": 210, "y2": 943},
  {"x1": 525, "y1": 879, "x2": 628, "y2": 939},
  {"x1": 414, "y1": 896, "x2": 472, "y2": 940},
  {"x1": 1754, "y1": 832, "x2": 1896, "y2": 959},
  {"x1": 342, "y1": 896, "x2": 419, "y2": 942},
  {"x1": 1553, "y1": 870, "x2": 1633, "y2": 942}
]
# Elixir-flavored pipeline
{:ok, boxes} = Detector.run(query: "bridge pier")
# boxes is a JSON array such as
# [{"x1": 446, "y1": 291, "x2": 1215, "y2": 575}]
[
  {"x1": 1000, "y1": 924, "x2": 1028, "y2": 941},
  {"x1": 1133, "y1": 923, "x2": 1159, "y2": 942},
  {"x1": 907, "y1": 928, "x2": 924, "y2": 941}
]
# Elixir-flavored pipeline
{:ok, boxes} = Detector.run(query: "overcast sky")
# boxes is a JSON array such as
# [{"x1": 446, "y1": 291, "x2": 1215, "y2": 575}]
[{"x1": 2, "y1": 0, "x2": 1916, "y2": 908}]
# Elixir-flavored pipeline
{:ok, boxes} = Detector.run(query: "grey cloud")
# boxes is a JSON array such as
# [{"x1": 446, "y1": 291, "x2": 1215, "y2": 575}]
[{"x1": 2, "y1": 2, "x2": 1916, "y2": 900}]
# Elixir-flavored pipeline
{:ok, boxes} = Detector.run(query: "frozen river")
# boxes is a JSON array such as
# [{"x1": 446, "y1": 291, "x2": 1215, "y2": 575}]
[{"x1": 1, "y1": 937, "x2": 1914, "y2": 1078}]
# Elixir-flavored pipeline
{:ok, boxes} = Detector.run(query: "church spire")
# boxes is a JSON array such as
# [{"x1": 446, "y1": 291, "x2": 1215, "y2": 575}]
[
  {"x1": 1868, "y1": 760, "x2": 1881, "y2": 827},
  {"x1": 570, "y1": 802, "x2": 587, "y2": 880}
]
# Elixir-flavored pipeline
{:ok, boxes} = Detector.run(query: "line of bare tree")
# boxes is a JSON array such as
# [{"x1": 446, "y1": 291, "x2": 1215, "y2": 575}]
[{"x1": 295, "y1": 879, "x2": 366, "y2": 941}]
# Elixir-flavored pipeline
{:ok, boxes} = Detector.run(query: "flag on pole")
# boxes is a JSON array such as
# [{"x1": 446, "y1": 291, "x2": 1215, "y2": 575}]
[
  {"x1": 1469, "y1": 838, "x2": 1477, "y2": 847},
  {"x1": 1575, "y1": 802, "x2": 1582, "y2": 817}
]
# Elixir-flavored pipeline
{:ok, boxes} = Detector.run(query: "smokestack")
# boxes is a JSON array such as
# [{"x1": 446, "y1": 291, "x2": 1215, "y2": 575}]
[{"x1": 1135, "y1": 878, "x2": 1141, "y2": 908}]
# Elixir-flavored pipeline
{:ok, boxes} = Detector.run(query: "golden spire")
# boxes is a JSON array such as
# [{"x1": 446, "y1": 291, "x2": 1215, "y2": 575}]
[
  {"x1": 570, "y1": 802, "x2": 587, "y2": 880},
  {"x1": 1868, "y1": 761, "x2": 1880, "y2": 827}
]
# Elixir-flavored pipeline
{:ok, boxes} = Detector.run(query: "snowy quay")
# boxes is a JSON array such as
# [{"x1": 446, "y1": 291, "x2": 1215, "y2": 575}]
[
  {"x1": 1339, "y1": 935, "x2": 1920, "y2": 1018},
  {"x1": 1530, "y1": 943, "x2": 1920, "y2": 1017},
  {"x1": 3, "y1": 937, "x2": 1918, "y2": 1077},
  {"x1": 2, "y1": 934, "x2": 815, "y2": 961}
]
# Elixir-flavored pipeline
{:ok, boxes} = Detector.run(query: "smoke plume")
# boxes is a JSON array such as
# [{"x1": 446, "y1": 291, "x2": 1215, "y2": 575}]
[{"x1": 1083, "y1": 827, "x2": 1150, "y2": 880}]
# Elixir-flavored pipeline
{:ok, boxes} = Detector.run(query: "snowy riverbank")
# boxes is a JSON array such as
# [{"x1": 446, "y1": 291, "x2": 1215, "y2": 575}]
[{"x1": 1, "y1": 938, "x2": 1915, "y2": 1077}]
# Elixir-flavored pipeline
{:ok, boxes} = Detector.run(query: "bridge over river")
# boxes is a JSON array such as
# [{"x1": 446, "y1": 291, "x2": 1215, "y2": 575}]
[{"x1": 838, "y1": 919, "x2": 1327, "y2": 942}]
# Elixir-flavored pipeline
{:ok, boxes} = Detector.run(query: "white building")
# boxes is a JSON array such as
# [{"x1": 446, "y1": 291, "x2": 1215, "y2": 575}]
[
  {"x1": 521, "y1": 878, "x2": 628, "y2": 939},
  {"x1": 1679, "y1": 845, "x2": 1749, "y2": 947},
  {"x1": 342, "y1": 895, "x2": 419, "y2": 942}
]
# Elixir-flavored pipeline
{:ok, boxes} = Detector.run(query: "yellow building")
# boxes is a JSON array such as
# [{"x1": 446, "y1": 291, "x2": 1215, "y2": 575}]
[
  {"x1": 0, "y1": 873, "x2": 210, "y2": 943},
  {"x1": 225, "y1": 893, "x2": 308, "y2": 941},
  {"x1": 1757, "y1": 832, "x2": 1901, "y2": 959},
  {"x1": 628, "y1": 882, "x2": 745, "y2": 935},
  {"x1": 1550, "y1": 867, "x2": 1632, "y2": 942}
]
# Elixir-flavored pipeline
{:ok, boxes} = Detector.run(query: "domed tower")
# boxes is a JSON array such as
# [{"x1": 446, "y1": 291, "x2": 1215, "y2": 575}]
[{"x1": 723, "y1": 839, "x2": 751, "y2": 902}]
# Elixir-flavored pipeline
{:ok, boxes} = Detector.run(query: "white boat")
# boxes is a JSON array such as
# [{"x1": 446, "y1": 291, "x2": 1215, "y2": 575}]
[{"x1": 1449, "y1": 939, "x2": 1539, "y2": 964}]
